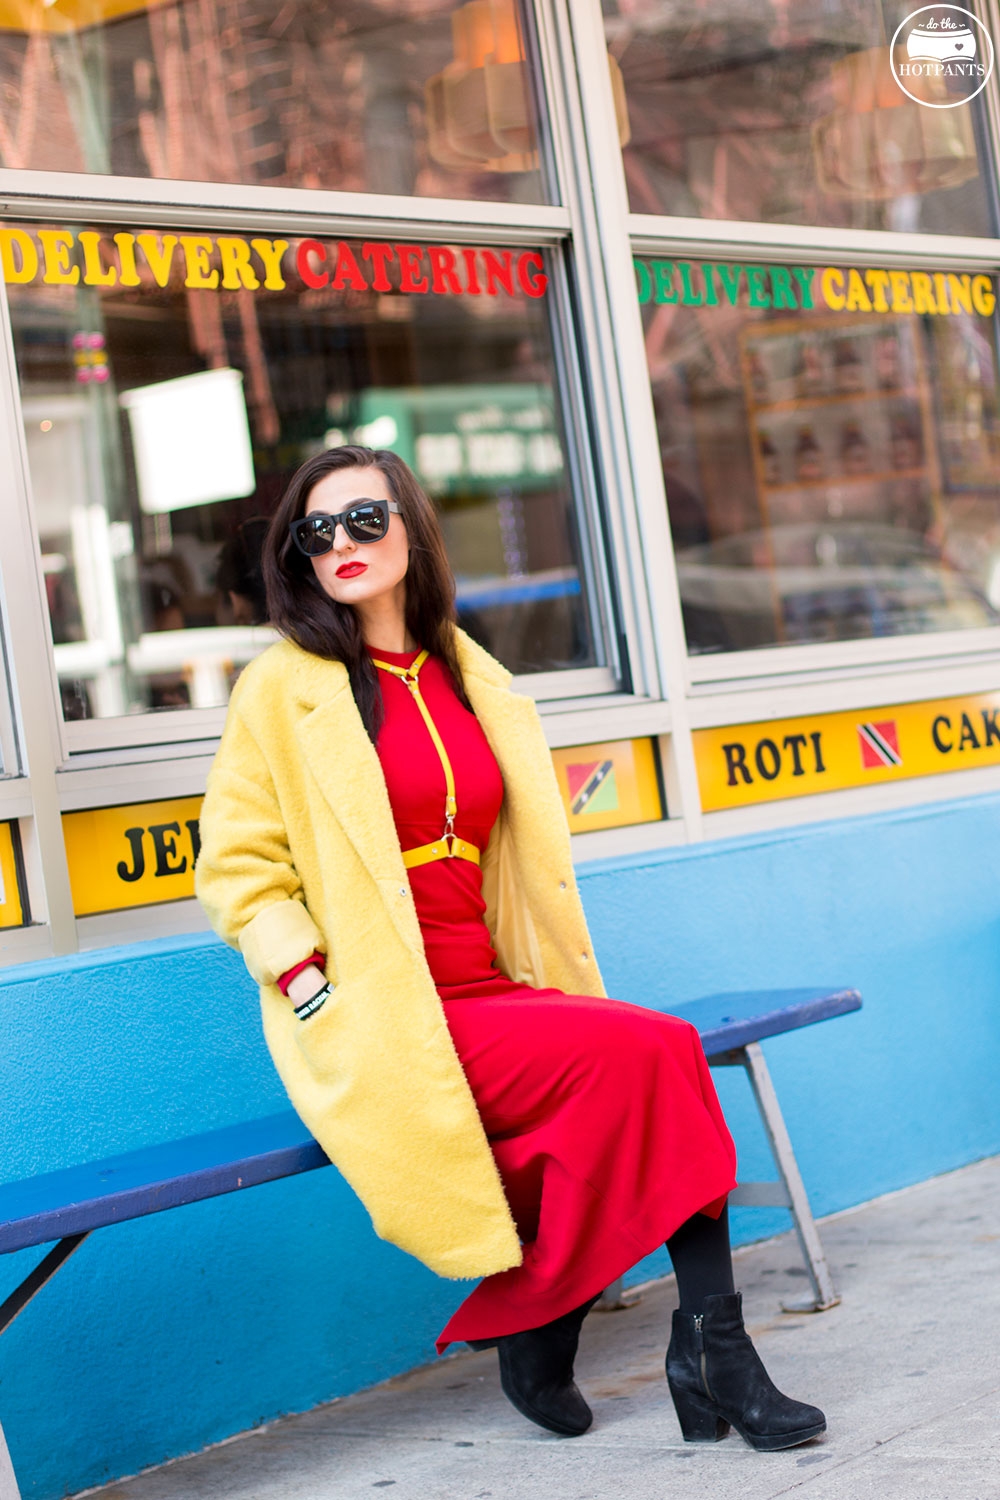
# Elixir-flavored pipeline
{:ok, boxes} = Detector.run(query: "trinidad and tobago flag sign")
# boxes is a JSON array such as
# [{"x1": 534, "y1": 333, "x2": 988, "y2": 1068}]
[{"x1": 857, "y1": 720, "x2": 902, "y2": 770}]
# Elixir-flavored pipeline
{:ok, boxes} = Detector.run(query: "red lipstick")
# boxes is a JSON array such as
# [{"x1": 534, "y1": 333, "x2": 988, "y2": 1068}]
[{"x1": 336, "y1": 562, "x2": 368, "y2": 579}]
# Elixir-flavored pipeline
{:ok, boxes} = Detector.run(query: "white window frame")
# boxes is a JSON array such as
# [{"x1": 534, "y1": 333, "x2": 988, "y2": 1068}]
[
  {"x1": 0, "y1": 199, "x2": 636, "y2": 756},
  {"x1": 628, "y1": 228, "x2": 1000, "y2": 694}
]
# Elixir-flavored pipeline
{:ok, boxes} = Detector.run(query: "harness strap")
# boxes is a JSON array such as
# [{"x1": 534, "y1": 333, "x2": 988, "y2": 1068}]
[
  {"x1": 371, "y1": 649, "x2": 481, "y2": 869},
  {"x1": 402, "y1": 838, "x2": 481, "y2": 870}
]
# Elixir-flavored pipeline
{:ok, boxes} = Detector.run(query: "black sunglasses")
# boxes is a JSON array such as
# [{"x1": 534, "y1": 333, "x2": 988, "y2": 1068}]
[{"x1": 290, "y1": 500, "x2": 401, "y2": 556}]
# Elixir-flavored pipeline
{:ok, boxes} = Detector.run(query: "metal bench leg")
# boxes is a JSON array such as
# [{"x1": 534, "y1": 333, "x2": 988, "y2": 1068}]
[
  {"x1": 0, "y1": 1235, "x2": 90, "y2": 1500},
  {"x1": 0, "y1": 1234, "x2": 89, "y2": 1337},
  {"x1": 593, "y1": 1276, "x2": 641, "y2": 1311},
  {"x1": 740, "y1": 1042, "x2": 839, "y2": 1313},
  {"x1": 0, "y1": 1419, "x2": 20, "y2": 1500}
]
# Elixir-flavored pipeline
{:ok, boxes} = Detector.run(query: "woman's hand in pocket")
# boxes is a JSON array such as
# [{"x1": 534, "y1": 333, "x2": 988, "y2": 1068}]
[{"x1": 286, "y1": 964, "x2": 328, "y2": 1009}]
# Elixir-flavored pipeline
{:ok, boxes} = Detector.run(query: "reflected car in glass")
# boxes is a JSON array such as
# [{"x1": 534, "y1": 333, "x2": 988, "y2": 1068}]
[{"x1": 676, "y1": 522, "x2": 1000, "y2": 654}]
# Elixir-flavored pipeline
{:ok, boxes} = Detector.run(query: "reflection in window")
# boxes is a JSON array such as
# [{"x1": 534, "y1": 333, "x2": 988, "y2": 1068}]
[
  {"x1": 0, "y1": 0, "x2": 548, "y2": 204},
  {"x1": 636, "y1": 256, "x2": 1000, "y2": 653},
  {"x1": 606, "y1": 0, "x2": 995, "y2": 235},
  {"x1": 10, "y1": 226, "x2": 597, "y2": 720}
]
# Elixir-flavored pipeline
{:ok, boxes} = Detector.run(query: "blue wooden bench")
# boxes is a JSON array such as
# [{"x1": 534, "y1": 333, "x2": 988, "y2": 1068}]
[{"x1": 0, "y1": 985, "x2": 860, "y2": 1499}]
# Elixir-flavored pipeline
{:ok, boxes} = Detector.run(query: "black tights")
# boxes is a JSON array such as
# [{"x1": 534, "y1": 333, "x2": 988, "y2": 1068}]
[{"x1": 666, "y1": 1204, "x2": 736, "y2": 1314}]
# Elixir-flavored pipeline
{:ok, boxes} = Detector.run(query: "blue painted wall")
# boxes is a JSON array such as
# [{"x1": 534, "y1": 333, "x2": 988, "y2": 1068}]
[{"x1": 2, "y1": 791, "x2": 1000, "y2": 1497}]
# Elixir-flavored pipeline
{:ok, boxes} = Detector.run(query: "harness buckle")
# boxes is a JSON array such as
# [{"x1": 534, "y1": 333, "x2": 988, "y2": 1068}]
[{"x1": 443, "y1": 812, "x2": 456, "y2": 854}]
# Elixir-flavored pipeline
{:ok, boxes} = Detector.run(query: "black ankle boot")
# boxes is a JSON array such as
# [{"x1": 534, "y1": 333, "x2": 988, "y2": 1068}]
[
  {"x1": 491, "y1": 1300, "x2": 596, "y2": 1437},
  {"x1": 666, "y1": 1292, "x2": 826, "y2": 1452}
]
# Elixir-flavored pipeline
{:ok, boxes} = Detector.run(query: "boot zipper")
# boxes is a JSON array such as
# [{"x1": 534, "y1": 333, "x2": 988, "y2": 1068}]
[{"x1": 693, "y1": 1313, "x2": 715, "y2": 1401}]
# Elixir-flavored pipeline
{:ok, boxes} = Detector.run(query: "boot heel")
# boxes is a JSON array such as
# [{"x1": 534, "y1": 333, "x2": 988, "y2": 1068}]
[{"x1": 668, "y1": 1382, "x2": 731, "y2": 1443}]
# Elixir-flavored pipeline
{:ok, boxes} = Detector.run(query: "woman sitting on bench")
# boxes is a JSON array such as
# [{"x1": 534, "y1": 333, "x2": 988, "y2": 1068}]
[{"x1": 195, "y1": 446, "x2": 825, "y2": 1450}]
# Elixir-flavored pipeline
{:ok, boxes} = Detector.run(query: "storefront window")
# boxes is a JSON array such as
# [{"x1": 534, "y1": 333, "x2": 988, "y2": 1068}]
[
  {"x1": 6, "y1": 223, "x2": 596, "y2": 720},
  {"x1": 0, "y1": 0, "x2": 550, "y2": 205},
  {"x1": 636, "y1": 254, "x2": 1000, "y2": 653},
  {"x1": 607, "y1": 1, "x2": 997, "y2": 235}
]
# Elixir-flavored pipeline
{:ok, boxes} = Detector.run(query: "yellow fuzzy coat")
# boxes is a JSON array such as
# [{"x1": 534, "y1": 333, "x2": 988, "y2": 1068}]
[{"x1": 195, "y1": 629, "x2": 605, "y2": 1280}]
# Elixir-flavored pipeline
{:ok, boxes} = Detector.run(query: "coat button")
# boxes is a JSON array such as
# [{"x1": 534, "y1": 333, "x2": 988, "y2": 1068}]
[
  {"x1": 399, "y1": 888, "x2": 407, "y2": 897},
  {"x1": 559, "y1": 881, "x2": 567, "y2": 890},
  {"x1": 581, "y1": 953, "x2": 588, "y2": 961}
]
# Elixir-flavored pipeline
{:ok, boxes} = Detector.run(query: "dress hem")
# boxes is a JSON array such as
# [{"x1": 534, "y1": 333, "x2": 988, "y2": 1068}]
[{"x1": 434, "y1": 1173, "x2": 736, "y2": 1353}]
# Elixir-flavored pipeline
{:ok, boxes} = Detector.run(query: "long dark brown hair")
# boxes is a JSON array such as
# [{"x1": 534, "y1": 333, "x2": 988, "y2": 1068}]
[{"x1": 262, "y1": 445, "x2": 467, "y2": 740}]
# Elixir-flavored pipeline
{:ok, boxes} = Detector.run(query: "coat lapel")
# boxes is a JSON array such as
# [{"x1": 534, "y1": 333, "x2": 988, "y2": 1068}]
[
  {"x1": 289, "y1": 650, "x2": 417, "y2": 950},
  {"x1": 463, "y1": 674, "x2": 543, "y2": 773},
  {"x1": 458, "y1": 638, "x2": 565, "y2": 833}
]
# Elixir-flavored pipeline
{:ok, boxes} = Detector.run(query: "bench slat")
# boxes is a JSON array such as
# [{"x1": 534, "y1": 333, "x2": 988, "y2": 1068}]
[
  {"x1": 670, "y1": 987, "x2": 862, "y2": 1059},
  {"x1": 0, "y1": 1112, "x2": 327, "y2": 1254}
]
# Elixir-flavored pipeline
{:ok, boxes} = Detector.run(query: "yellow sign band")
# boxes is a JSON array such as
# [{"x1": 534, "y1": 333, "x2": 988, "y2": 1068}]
[
  {"x1": 550, "y1": 737, "x2": 663, "y2": 834},
  {"x1": 59, "y1": 736, "x2": 663, "y2": 917},
  {"x1": 0, "y1": 821, "x2": 25, "y2": 929},
  {"x1": 695, "y1": 691, "x2": 1000, "y2": 812},
  {"x1": 61, "y1": 795, "x2": 204, "y2": 917}
]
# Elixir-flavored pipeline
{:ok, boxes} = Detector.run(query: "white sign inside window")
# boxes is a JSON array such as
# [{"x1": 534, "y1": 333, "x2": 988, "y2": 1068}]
[{"x1": 120, "y1": 368, "x2": 256, "y2": 514}]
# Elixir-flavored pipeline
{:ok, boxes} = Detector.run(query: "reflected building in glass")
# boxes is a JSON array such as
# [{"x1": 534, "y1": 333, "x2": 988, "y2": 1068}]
[{"x1": 0, "y1": 0, "x2": 549, "y2": 202}]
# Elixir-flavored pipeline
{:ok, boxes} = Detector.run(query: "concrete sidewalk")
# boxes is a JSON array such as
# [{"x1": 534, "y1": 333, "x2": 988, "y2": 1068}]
[{"x1": 83, "y1": 1156, "x2": 1000, "y2": 1500}]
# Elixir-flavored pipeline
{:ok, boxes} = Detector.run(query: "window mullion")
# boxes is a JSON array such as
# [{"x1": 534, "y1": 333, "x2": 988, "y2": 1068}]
[
  {"x1": 0, "y1": 171, "x2": 573, "y2": 236},
  {"x1": 559, "y1": 0, "x2": 704, "y2": 836},
  {"x1": 976, "y1": 0, "x2": 1000, "y2": 224},
  {"x1": 630, "y1": 215, "x2": 1000, "y2": 267},
  {"x1": 0, "y1": 275, "x2": 78, "y2": 953},
  {"x1": 0, "y1": 631, "x2": 19, "y2": 778}
]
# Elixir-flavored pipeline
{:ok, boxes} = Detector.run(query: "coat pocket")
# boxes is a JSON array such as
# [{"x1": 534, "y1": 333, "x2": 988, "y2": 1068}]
[{"x1": 290, "y1": 974, "x2": 355, "y2": 1083}]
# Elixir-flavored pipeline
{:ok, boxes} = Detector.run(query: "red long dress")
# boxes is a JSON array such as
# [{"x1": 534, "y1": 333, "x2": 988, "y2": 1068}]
[{"x1": 369, "y1": 647, "x2": 738, "y2": 1353}]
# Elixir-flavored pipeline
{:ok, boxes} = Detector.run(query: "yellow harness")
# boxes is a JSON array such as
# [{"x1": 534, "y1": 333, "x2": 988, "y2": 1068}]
[{"x1": 371, "y1": 649, "x2": 482, "y2": 871}]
